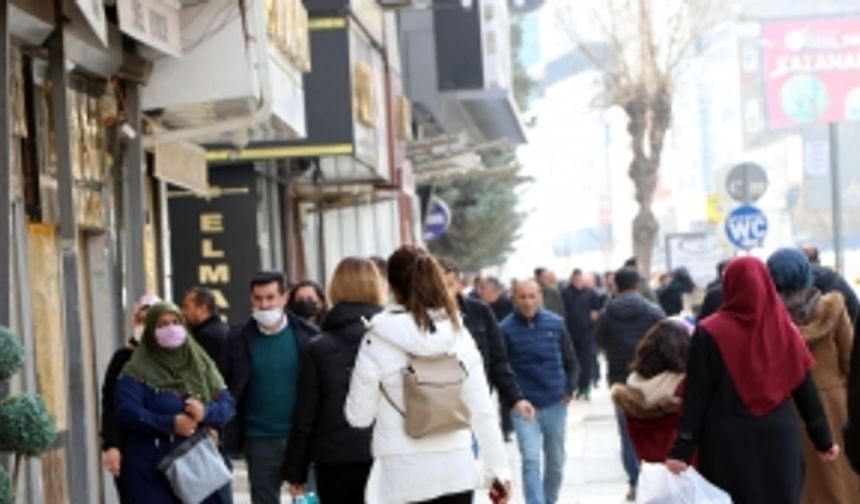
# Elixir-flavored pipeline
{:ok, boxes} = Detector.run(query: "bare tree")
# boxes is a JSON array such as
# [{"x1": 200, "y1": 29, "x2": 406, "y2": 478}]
[{"x1": 558, "y1": 0, "x2": 731, "y2": 275}]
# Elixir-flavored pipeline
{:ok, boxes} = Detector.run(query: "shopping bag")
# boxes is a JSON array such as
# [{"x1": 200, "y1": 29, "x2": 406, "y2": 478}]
[
  {"x1": 636, "y1": 463, "x2": 732, "y2": 504},
  {"x1": 157, "y1": 430, "x2": 231, "y2": 504}
]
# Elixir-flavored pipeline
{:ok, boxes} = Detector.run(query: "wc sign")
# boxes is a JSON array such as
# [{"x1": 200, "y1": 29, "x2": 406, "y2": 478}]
[{"x1": 725, "y1": 205, "x2": 768, "y2": 250}]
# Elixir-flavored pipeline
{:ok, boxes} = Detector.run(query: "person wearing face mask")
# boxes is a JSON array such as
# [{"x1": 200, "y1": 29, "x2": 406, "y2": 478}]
[
  {"x1": 221, "y1": 271, "x2": 319, "y2": 504},
  {"x1": 288, "y1": 280, "x2": 328, "y2": 328},
  {"x1": 114, "y1": 302, "x2": 235, "y2": 503},
  {"x1": 99, "y1": 293, "x2": 160, "y2": 498}
]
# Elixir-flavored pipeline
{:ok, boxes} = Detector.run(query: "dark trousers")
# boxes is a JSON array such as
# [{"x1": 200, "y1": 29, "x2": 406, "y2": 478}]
[
  {"x1": 574, "y1": 333, "x2": 596, "y2": 394},
  {"x1": 413, "y1": 491, "x2": 474, "y2": 504},
  {"x1": 244, "y1": 436, "x2": 288, "y2": 504},
  {"x1": 316, "y1": 461, "x2": 372, "y2": 504}
]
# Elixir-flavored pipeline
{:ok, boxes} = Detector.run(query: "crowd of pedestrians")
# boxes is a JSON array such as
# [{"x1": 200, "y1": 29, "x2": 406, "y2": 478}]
[{"x1": 97, "y1": 243, "x2": 860, "y2": 504}]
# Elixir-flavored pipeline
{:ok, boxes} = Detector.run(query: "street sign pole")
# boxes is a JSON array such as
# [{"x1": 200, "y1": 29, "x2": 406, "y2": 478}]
[{"x1": 830, "y1": 123, "x2": 844, "y2": 274}]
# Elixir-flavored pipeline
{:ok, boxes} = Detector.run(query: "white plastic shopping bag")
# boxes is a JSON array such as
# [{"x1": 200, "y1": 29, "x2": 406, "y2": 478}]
[{"x1": 636, "y1": 463, "x2": 732, "y2": 504}]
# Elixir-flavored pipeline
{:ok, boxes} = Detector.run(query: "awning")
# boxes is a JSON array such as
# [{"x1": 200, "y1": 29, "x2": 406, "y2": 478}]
[{"x1": 456, "y1": 88, "x2": 528, "y2": 146}]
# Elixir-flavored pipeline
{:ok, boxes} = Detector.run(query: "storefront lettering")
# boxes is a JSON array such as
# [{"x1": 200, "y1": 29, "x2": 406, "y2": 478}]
[
  {"x1": 117, "y1": 0, "x2": 182, "y2": 57},
  {"x1": 149, "y1": 9, "x2": 169, "y2": 43},
  {"x1": 198, "y1": 264, "x2": 230, "y2": 284},
  {"x1": 131, "y1": 0, "x2": 145, "y2": 31},
  {"x1": 198, "y1": 213, "x2": 230, "y2": 312},
  {"x1": 354, "y1": 60, "x2": 375, "y2": 127},
  {"x1": 202, "y1": 240, "x2": 225, "y2": 258}
]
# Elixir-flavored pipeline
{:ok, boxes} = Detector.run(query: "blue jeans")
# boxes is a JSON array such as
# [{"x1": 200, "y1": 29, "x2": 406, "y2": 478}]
[
  {"x1": 614, "y1": 408, "x2": 639, "y2": 487},
  {"x1": 512, "y1": 402, "x2": 567, "y2": 504}
]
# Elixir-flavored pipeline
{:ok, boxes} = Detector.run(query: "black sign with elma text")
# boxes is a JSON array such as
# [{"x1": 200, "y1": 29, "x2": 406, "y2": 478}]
[{"x1": 169, "y1": 165, "x2": 260, "y2": 325}]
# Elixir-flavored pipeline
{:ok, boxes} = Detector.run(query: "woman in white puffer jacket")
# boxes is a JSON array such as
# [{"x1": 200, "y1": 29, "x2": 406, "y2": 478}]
[{"x1": 346, "y1": 246, "x2": 512, "y2": 504}]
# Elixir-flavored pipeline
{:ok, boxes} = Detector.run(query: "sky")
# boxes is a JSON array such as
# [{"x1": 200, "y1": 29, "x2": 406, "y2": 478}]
[{"x1": 503, "y1": 3, "x2": 620, "y2": 280}]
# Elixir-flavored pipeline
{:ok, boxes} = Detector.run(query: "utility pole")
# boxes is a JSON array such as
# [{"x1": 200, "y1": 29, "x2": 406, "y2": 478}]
[
  {"x1": 0, "y1": 0, "x2": 10, "y2": 328},
  {"x1": 829, "y1": 123, "x2": 844, "y2": 274},
  {"x1": 50, "y1": 2, "x2": 94, "y2": 501}
]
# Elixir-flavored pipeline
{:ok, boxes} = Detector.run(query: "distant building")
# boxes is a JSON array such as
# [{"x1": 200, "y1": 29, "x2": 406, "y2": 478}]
[{"x1": 509, "y1": 0, "x2": 546, "y2": 15}]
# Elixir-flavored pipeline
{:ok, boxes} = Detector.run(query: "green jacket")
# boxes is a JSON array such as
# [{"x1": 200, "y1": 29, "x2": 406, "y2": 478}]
[{"x1": 542, "y1": 285, "x2": 566, "y2": 318}]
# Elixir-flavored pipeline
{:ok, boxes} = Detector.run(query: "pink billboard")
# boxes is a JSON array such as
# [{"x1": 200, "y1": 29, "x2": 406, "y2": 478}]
[{"x1": 762, "y1": 18, "x2": 860, "y2": 128}]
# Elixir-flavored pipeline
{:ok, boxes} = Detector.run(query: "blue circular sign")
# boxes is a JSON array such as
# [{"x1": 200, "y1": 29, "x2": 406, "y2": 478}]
[
  {"x1": 423, "y1": 197, "x2": 452, "y2": 242},
  {"x1": 725, "y1": 204, "x2": 768, "y2": 250}
]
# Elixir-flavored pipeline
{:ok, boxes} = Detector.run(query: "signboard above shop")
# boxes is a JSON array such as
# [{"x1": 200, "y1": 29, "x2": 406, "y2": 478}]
[
  {"x1": 762, "y1": 18, "x2": 860, "y2": 128},
  {"x1": 73, "y1": 0, "x2": 108, "y2": 46},
  {"x1": 117, "y1": 0, "x2": 182, "y2": 57}
]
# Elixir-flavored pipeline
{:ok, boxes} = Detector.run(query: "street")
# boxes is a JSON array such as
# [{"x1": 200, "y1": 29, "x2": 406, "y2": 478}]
[{"x1": 233, "y1": 383, "x2": 630, "y2": 504}]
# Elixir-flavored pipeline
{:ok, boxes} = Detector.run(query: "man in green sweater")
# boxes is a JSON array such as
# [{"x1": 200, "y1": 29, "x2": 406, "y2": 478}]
[{"x1": 221, "y1": 272, "x2": 318, "y2": 504}]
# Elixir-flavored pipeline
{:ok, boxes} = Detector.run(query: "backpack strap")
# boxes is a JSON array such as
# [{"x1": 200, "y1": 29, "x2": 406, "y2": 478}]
[{"x1": 380, "y1": 383, "x2": 406, "y2": 418}]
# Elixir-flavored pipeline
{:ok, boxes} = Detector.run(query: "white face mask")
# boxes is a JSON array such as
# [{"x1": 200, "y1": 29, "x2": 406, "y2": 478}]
[
  {"x1": 252, "y1": 308, "x2": 284, "y2": 328},
  {"x1": 132, "y1": 325, "x2": 145, "y2": 342}
]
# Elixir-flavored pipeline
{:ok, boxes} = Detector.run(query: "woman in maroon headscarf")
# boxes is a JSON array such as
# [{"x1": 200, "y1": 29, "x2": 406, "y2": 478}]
[{"x1": 666, "y1": 257, "x2": 839, "y2": 504}]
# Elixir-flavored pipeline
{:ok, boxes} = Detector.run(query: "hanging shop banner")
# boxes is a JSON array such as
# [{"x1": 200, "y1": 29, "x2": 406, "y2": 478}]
[
  {"x1": 117, "y1": 0, "x2": 182, "y2": 57},
  {"x1": 350, "y1": 24, "x2": 389, "y2": 177},
  {"x1": 266, "y1": 0, "x2": 311, "y2": 72},
  {"x1": 168, "y1": 166, "x2": 260, "y2": 324},
  {"x1": 762, "y1": 18, "x2": 860, "y2": 128},
  {"x1": 155, "y1": 141, "x2": 209, "y2": 194}
]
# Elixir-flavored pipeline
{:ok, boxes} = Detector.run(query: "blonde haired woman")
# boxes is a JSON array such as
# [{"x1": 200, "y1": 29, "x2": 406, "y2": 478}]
[
  {"x1": 285, "y1": 257, "x2": 387, "y2": 503},
  {"x1": 346, "y1": 246, "x2": 512, "y2": 504}
]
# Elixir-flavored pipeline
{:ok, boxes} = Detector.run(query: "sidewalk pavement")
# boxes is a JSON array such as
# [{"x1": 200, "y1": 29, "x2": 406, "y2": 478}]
[{"x1": 232, "y1": 384, "x2": 630, "y2": 504}]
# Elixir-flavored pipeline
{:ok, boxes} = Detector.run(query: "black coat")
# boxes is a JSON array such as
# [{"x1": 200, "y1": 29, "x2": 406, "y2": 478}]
[
  {"x1": 698, "y1": 286, "x2": 723, "y2": 321},
  {"x1": 562, "y1": 286, "x2": 601, "y2": 336},
  {"x1": 489, "y1": 296, "x2": 515, "y2": 322},
  {"x1": 101, "y1": 345, "x2": 135, "y2": 451},
  {"x1": 221, "y1": 313, "x2": 318, "y2": 456},
  {"x1": 596, "y1": 292, "x2": 665, "y2": 385},
  {"x1": 671, "y1": 329, "x2": 832, "y2": 504},
  {"x1": 458, "y1": 295, "x2": 524, "y2": 407},
  {"x1": 283, "y1": 303, "x2": 381, "y2": 484},
  {"x1": 813, "y1": 265, "x2": 860, "y2": 321},
  {"x1": 658, "y1": 282, "x2": 689, "y2": 317},
  {"x1": 190, "y1": 315, "x2": 229, "y2": 370}
]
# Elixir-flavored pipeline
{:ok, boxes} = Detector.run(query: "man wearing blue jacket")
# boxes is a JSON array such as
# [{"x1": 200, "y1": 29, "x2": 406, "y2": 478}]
[{"x1": 500, "y1": 279, "x2": 579, "y2": 504}]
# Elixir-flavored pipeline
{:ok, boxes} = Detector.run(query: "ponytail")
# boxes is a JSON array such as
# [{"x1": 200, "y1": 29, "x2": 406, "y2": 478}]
[{"x1": 388, "y1": 246, "x2": 462, "y2": 332}]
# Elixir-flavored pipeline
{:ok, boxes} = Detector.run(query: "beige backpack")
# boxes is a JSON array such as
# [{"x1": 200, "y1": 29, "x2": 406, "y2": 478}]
[{"x1": 381, "y1": 352, "x2": 472, "y2": 439}]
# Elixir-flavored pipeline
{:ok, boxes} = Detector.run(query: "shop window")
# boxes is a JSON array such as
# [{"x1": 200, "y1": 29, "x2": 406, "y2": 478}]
[{"x1": 31, "y1": 62, "x2": 116, "y2": 231}]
